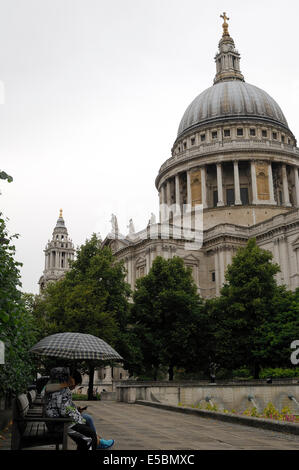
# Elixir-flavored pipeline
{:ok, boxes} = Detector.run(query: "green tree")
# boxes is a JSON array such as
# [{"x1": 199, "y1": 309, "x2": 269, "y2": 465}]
[
  {"x1": 130, "y1": 256, "x2": 203, "y2": 380},
  {"x1": 257, "y1": 286, "x2": 299, "y2": 368},
  {"x1": 0, "y1": 213, "x2": 38, "y2": 402},
  {"x1": 34, "y1": 234, "x2": 131, "y2": 399},
  {"x1": 214, "y1": 238, "x2": 284, "y2": 378}
]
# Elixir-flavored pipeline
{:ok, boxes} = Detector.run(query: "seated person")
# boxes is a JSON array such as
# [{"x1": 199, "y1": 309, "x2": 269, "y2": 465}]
[{"x1": 44, "y1": 367, "x2": 114, "y2": 450}]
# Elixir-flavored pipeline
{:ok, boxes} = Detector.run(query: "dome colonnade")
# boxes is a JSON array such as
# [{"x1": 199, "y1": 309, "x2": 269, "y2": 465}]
[{"x1": 156, "y1": 123, "x2": 299, "y2": 227}]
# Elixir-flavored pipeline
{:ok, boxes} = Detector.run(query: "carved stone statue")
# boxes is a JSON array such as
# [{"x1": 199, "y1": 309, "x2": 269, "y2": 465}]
[
  {"x1": 150, "y1": 213, "x2": 156, "y2": 225},
  {"x1": 127, "y1": 218, "x2": 135, "y2": 235},
  {"x1": 110, "y1": 214, "x2": 119, "y2": 238}
]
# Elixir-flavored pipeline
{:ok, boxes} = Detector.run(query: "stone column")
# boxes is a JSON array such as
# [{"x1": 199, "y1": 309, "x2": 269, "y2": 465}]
[
  {"x1": 159, "y1": 188, "x2": 162, "y2": 223},
  {"x1": 126, "y1": 256, "x2": 131, "y2": 285},
  {"x1": 150, "y1": 248, "x2": 155, "y2": 268},
  {"x1": 161, "y1": 184, "x2": 167, "y2": 222},
  {"x1": 166, "y1": 179, "x2": 171, "y2": 206},
  {"x1": 294, "y1": 166, "x2": 299, "y2": 207},
  {"x1": 273, "y1": 240, "x2": 281, "y2": 284},
  {"x1": 175, "y1": 174, "x2": 181, "y2": 213},
  {"x1": 131, "y1": 258, "x2": 136, "y2": 289},
  {"x1": 216, "y1": 163, "x2": 224, "y2": 206},
  {"x1": 233, "y1": 160, "x2": 242, "y2": 205},
  {"x1": 226, "y1": 249, "x2": 232, "y2": 269},
  {"x1": 214, "y1": 249, "x2": 220, "y2": 296},
  {"x1": 145, "y1": 249, "x2": 151, "y2": 274},
  {"x1": 268, "y1": 162, "x2": 276, "y2": 204},
  {"x1": 296, "y1": 249, "x2": 299, "y2": 273},
  {"x1": 250, "y1": 161, "x2": 258, "y2": 204},
  {"x1": 186, "y1": 170, "x2": 192, "y2": 209},
  {"x1": 282, "y1": 164, "x2": 291, "y2": 206},
  {"x1": 279, "y1": 236, "x2": 290, "y2": 285},
  {"x1": 130, "y1": 257, "x2": 134, "y2": 288},
  {"x1": 219, "y1": 249, "x2": 225, "y2": 287},
  {"x1": 201, "y1": 165, "x2": 208, "y2": 209}
]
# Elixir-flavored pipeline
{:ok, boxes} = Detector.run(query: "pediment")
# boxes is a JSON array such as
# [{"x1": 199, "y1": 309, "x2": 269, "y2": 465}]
[
  {"x1": 183, "y1": 254, "x2": 200, "y2": 262},
  {"x1": 102, "y1": 236, "x2": 130, "y2": 253}
]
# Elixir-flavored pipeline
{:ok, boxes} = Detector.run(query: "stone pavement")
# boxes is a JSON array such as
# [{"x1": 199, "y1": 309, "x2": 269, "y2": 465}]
[
  {"x1": 85, "y1": 401, "x2": 299, "y2": 450},
  {"x1": 2, "y1": 401, "x2": 299, "y2": 450}
]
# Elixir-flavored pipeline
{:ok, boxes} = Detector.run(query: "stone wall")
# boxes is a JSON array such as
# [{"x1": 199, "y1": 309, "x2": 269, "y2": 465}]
[{"x1": 117, "y1": 383, "x2": 299, "y2": 415}]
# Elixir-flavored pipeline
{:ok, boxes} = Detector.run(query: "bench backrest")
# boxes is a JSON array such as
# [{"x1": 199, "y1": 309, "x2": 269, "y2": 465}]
[
  {"x1": 12, "y1": 394, "x2": 30, "y2": 436},
  {"x1": 16, "y1": 394, "x2": 29, "y2": 418},
  {"x1": 27, "y1": 389, "x2": 37, "y2": 405}
]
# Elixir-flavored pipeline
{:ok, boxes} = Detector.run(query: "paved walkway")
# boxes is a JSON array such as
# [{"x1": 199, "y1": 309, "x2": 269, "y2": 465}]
[
  {"x1": 2, "y1": 401, "x2": 299, "y2": 450},
  {"x1": 77, "y1": 401, "x2": 299, "y2": 450}
]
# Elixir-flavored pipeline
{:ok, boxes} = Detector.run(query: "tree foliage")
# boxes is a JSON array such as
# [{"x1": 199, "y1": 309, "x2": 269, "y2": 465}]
[
  {"x1": 35, "y1": 235, "x2": 130, "y2": 342},
  {"x1": 210, "y1": 238, "x2": 299, "y2": 378},
  {"x1": 0, "y1": 214, "x2": 38, "y2": 399},
  {"x1": 129, "y1": 256, "x2": 203, "y2": 380},
  {"x1": 33, "y1": 234, "x2": 131, "y2": 398}
]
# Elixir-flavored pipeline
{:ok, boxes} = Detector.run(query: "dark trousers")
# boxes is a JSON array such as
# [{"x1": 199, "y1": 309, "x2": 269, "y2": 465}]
[{"x1": 68, "y1": 423, "x2": 98, "y2": 451}]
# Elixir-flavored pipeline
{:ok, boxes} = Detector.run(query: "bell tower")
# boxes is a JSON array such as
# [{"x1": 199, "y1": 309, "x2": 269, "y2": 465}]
[{"x1": 38, "y1": 209, "x2": 75, "y2": 293}]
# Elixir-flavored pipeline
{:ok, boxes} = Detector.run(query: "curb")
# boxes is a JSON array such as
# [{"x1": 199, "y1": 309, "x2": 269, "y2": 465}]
[{"x1": 135, "y1": 400, "x2": 299, "y2": 436}]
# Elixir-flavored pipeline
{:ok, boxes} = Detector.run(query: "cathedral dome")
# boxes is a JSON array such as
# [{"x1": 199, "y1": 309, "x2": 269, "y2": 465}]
[{"x1": 177, "y1": 80, "x2": 289, "y2": 138}]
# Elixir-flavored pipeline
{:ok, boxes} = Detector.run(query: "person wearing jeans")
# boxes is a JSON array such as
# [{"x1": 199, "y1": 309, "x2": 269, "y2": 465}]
[{"x1": 44, "y1": 367, "x2": 114, "y2": 450}]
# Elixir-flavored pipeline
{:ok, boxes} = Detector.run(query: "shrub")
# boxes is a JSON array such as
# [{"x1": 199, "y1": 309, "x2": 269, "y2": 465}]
[
  {"x1": 72, "y1": 394, "x2": 88, "y2": 400},
  {"x1": 259, "y1": 368, "x2": 299, "y2": 379},
  {"x1": 232, "y1": 367, "x2": 252, "y2": 379},
  {"x1": 262, "y1": 402, "x2": 280, "y2": 419},
  {"x1": 205, "y1": 402, "x2": 218, "y2": 412},
  {"x1": 72, "y1": 393, "x2": 101, "y2": 401},
  {"x1": 243, "y1": 407, "x2": 260, "y2": 417}
]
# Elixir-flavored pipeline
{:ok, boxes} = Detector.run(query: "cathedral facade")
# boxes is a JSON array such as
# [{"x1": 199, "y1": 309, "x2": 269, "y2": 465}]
[{"x1": 104, "y1": 15, "x2": 299, "y2": 298}]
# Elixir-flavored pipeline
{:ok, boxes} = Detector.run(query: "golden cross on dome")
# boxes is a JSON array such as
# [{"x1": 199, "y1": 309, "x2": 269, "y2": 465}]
[
  {"x1": 59, "y1": 208, "x2": 63, "y2": 218},
  {"x1": 220, "y1": 12, "x2": 230, "y2": 36}
]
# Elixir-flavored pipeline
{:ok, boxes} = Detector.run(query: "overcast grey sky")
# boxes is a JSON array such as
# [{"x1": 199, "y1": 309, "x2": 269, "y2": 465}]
[{"x1": 1, "y1": 0, "x2": 299, "y2": 294}]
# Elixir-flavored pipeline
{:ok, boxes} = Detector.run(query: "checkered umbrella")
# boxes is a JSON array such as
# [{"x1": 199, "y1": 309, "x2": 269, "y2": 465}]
[{"x1": 30, "y1": 332, "x2": 123, "y2": 361}]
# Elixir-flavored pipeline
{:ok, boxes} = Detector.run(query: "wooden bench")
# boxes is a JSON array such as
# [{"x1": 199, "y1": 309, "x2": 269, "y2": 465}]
[
  {"x1": 26, "y1": 390, "x2": 44, "y2": 418},
  {"x1": 27, "y1": 389, "x2": 45, "y2": 407},
  {"x1": 11, "y1": 393, "x2": 72, "y2": 450},
  {"x1": 27, "y1": 389, "x2": 38, "y2": 406}
]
